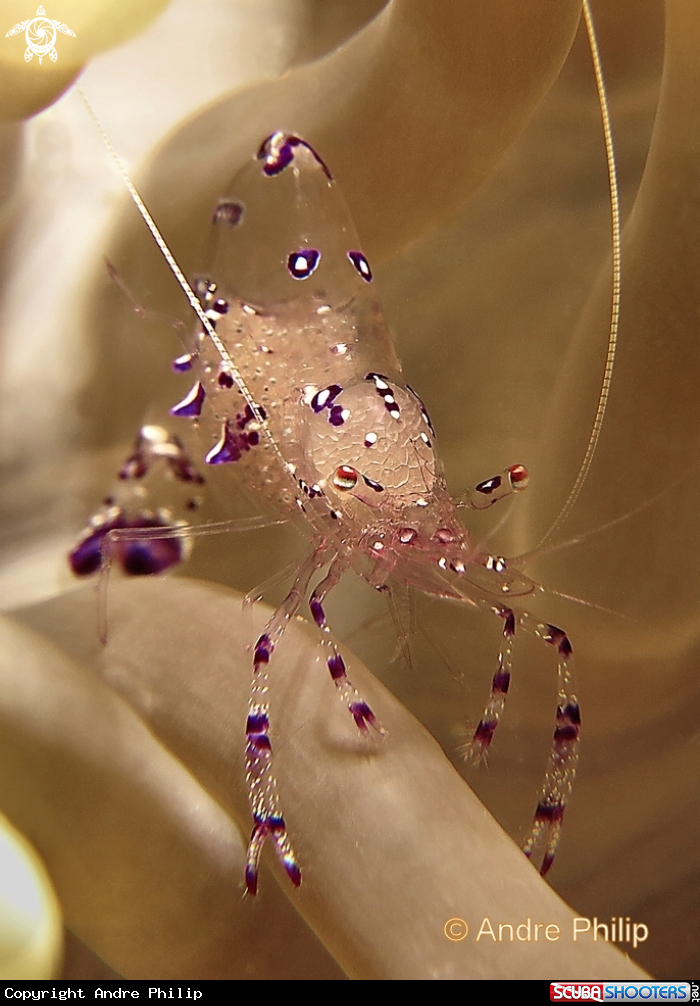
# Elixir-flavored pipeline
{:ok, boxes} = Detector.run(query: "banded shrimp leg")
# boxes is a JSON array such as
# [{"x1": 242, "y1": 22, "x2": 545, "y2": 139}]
[
  {"x1": 441, "y1": 0, "x2": 619, "y2": 875},
  {"x1": 245, "y1": 541, "x2": 384, "y2": 895},
  {"x1": 464, "y1": 590, "x2": 578, "y2": 877},
  {"x1": 414, "y1": 454, "x2": 579, "y2": 876}
]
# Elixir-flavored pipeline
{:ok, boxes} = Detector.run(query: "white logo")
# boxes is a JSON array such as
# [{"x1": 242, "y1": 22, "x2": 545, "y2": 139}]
[{"x1": 5, "y1": 5, "x2": 76, "y2": 64}]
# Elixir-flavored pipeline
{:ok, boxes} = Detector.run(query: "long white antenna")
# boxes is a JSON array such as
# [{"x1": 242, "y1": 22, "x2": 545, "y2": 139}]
[
  {"x1": 77, "y1": 86, "x2": 294, "y2": 480},
  {"x1": 536, "y1": 0, "x2": 621, "y2": 547}
]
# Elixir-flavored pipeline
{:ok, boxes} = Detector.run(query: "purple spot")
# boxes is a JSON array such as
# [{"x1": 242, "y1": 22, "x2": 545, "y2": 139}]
[
  {"x1": 218, "y1": 371, "x2": 234, "y2": 388},
  {"x1": 258, "y1": 133, "x2": 332, "y2": 180},
  {"x1": 311, "y1": 384, "x2": 342, "y2": 413},
  {"x1": 310, "y1": 598, "x2": 324, "y2": 626},
  {"x1": 258, "y1": 134, "x2": 295, "y2": 175},
  {"x1": 213, "y1": 299, "x2": 229, "y2": 314},
  {"x1": 473, "y1": 720, "x2": 496, "y2": 748},
  {"x1": 244, "y1": 864, "x2": 258, "y2": 896},
  {"x1": 544, "y1": 624, "x2": 573, "y2": 658},
  {"x1": 247, "y1": 733, "x2": 271, "y2": 753},
  {"x1": 206, "y1": 428, "x2": 241, "y2": 464},
  {"x1": 329, "y1": 404, "x2": 346, "y2": 426},
  {"x1": 349, "y1": 701, "x2": 377, "y2": 734},
  {"x1": 327, "y1": 653, "x2": 346, "y2": 681},
  {"x1": 284, "y1": 860, "x2": 302, "y2": 888},
  {"x1": 287, "y1": 248, "x2": 320, "y2": 280},
  {"x1": 347, "y1": 250, "x2": 372, "y2": 283},
  {"x1": 254, "y1": 635, "x2": 271, "y2": 665},
  {"x1": 492, "y1": 670, "x2": 510, "y2": 694},
  {"x1": 476, "y1": 475, "x2": 502, "y2": 496},
  {"x1": 553, "y1": 724, "x2": 579, "y2": 744},
  {"x1": 69, "y1": 514, "x2": 185, "y2": 578},
  {"x1": 205, "y1": 418, "x2": 261, "y2": 465},
  {"x1": 212, "y1": 200, "x2": 243, "y2": 227},
  {"x1": 170, "y1": 381, "x2": 205, "y2": 418},
  {"x1": 172, "y1": 353, "x2": 193, "y2": 373},
  {"x1": 502, "y1": 609, "x2": 516, "y2": 637},
  {"x1": 246, "y1": 712, "x2": 269, "y2": 734},
  {"x1": 534, "y1": 802, "x2": 564, "y2": 824},
  {"x1": 362, "y1": 475, "x2": 384, "y2": 493},
  {"x1": 121, "y1": 532, "x2": 185, "y2": 576},
  {"x1": 559, "y1": 636, "x2": 573, "y2": 659},
  {"x1": 540, "y1": 853, "x2": 555, "y2": 877},
  {"x1": 69, "y1": 526, "x2": 112, "y2": 576},
  {"x1": 562, "y1": 701, "x2": 581, "y2": 725}
]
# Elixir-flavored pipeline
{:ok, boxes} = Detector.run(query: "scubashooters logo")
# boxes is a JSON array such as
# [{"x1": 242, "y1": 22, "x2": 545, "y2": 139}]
[{"x1": 5, "y1": 6, "x2": 75, "y2": 63}]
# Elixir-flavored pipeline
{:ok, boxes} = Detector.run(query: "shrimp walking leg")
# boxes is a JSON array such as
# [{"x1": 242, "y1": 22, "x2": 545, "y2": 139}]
[
  {"x1": 461, "y1": 590, "x2": 578, "y2": 875},
  {"x1": 245, "y1": 541, "x2": 334, "y2": 894},
  {"x1": 521, "y1": 617, "x2": 579, "y2": 876},
  {"x1": 468, "y1": 607, "x2": 516, "y2": 762},
  {"x1": 309, "y1": 557, "x2": 385, "y2": 737}
]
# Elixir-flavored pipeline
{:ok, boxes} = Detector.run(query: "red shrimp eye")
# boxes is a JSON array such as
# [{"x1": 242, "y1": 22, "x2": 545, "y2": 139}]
[
  {"x1": 333, "y1": 466, "x2": 358, "y2": 490},
  {"x1": 507, "y1": 464, "x2": 530, "y2": 490}
]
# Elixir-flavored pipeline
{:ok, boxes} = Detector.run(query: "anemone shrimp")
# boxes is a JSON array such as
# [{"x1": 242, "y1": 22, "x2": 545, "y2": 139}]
[{"x1": 1, "y1": 0, "x2": 691, "y2": 982}]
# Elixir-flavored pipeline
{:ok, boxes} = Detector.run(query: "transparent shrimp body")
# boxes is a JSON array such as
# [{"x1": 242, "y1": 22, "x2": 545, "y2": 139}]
[
  {"x1": 193, "y1": 135, "x2": 480, "y2": 594},
  {"x1": 180, "y1": 134, "x2": 578, "y2": 891},
  {"x1": 71, "y1": 132, "x2": 580, "y2": 895}
]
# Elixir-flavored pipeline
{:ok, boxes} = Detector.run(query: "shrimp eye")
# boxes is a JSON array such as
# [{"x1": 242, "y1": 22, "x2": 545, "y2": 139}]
[
  {"x1": 333, "y1": 465, "x2": 358, "y2": 490},
  {"x1": 507, "y1": 464, "x2": 530, "y2": 490}
]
